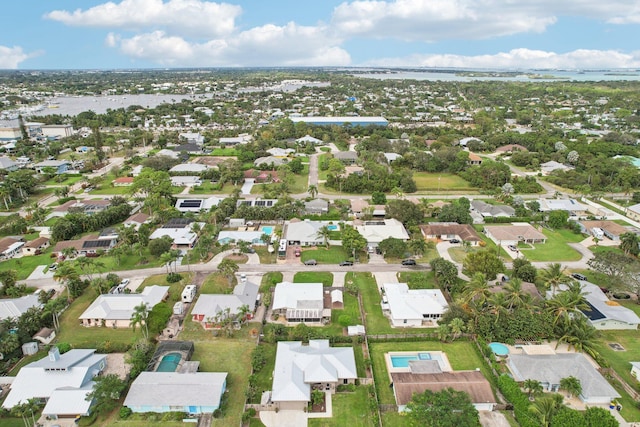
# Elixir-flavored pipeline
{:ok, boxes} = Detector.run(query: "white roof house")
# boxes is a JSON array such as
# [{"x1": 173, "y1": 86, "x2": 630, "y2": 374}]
[
  {"x1": 169, "y1": 163, "x2": 209, "y2": 173},
  {"x1": 217, "y1": 230, "x2": 265, "y2": 245},
  {"x1": 150, "y1": 220, "x2": 202, "y2": 248},
  {"x1": 272, "y1": 282, "x2": 325, "y2": 322},
  {"x1": 538, "y1": 198, "x2": 587, "y2": 215},
  {"x1": 175, "y1": 196, "x2": 223, "y2": 212},
  {"x1": 355, "y1": 219, "x2": 409, "y2": 247},
  {"x1": 284, "y1": 220, "x2": 327, "y2": 246},
  {"x1": 171, "y1": 176, "x2": 202, "y2": 186},
  {"x1": 296, "y1": 135, "x2": 324, "y2": 145},
  {"x1": 0, "y1": 294, "x2": 41, "y2": 321},
  {"x1": 191, "y1": 280, "x2": 259, "y2": 328},
  {"x1": 540, "y1": 161, "x2": 573, "y2": 175},
  {"x1": 271, "y1": 340, "x2": 357, "y2": 406},
  {"x1": 155, "y1": 149, "x2": 179, "y2": 159},
  {"x1": 508, "y1": 352, "x2": 619, "y2": 404},
  {"x1": 382, "y1": 283, "x2": 448, "y2": 327},
  {"x1": 549, "y1": 282, "x2": 640, "y2": 330},
  {"x1": 124, "y1": 372, "x2": 227, "y2": 414},
  {"x1": 79, "y1": 285, "x2": 169, "y2": 327},
  {"x1": 2, "y1": 348, "x2": 106, "y2": 417}
]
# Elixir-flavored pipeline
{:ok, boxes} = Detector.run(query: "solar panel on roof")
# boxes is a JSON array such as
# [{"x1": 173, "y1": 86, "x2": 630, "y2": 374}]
[
  {"x1": 82, "y1": 240, "x2": 112, "y2": 249},
  {"x1": 179, "y1": 200, "x2": 202, "y2": 208},
  {"x1": 582, "y1": 302, "x2": 606, "y2": 321}
]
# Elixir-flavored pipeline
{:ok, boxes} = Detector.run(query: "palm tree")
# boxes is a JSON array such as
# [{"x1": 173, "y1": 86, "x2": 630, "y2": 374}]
[
  {"x1": 620, "y1": 232, "x2": 640, "y2": 256},
  {"x1": 307, "y1": 184, "x2": 318, "y2": 199},
  {"x1": 460, "y1": 273, "x2": 491, "y2": 307},
  {"x1": 528, "y1": 395, "x2": 562, "y2": 427},
  {"x1": 539, "y1": 263, "x2": 571, "y2": 296},
  {"x1": 448, "y1": 317, "x2": 465, "y2": 341},
  {"x1": 53, "y1": 261, "x2": 79, "y2": 301},
  {"x1": 502, "y1": 278, "x2": 532, "y2": 310},
  {"x1": 237, "y1": 304, "x2": 251, "y2": 324},
  {"x1": 130, "y1": 302, "x2": 150, "y2": 340},
  {"x1": 559, "y1": 376, "x2": 582, "y2": 399},
  {"x1": 546, "y1": 290, "x2": 589, "y2": 327},
  {"x1": 524, "y1": 379, "x2": 544, "y2": 400},
  {"x1": 557, "y1": 316, "x2": 600, "y2": 359},
  {"x1": 217, "y1": 258, "x2": 239, "y2": 287},
  {"x1": 408, "y1": 238, "x2": 426, "y2": 257},
  {"x1": 487, "y1": 292, "x2": 510, "y2": 324},
  {"x1": 316, "y1": 225, "x2": 332, "y2": 249}
]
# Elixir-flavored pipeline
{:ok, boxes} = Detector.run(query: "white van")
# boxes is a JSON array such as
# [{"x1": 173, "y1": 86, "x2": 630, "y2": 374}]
[
  {"x1": 181, "y1": 285, "x2": 197, "y2": 303},
  {"x1": 591, "y1": 227, "x2": 604, "y2": 240}
]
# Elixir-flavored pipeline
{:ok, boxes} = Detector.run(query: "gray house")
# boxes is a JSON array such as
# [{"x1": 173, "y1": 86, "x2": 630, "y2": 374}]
[{"x1": 304, "y1": 199, "x2": 329, "y2": 215}]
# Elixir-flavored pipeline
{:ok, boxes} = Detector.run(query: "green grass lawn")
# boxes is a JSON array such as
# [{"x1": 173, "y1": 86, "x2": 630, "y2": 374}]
[
  {"x1": 250, "y1": 343, "x2": 277, "y2": 403},
  {"x1": 42, "y1": 174, "x2": 84, "y2": 186},
  {"x1": 138, "y1": 273, "x2": 193, "y2": 305},
  {"x1": 69, "y1": 248, "x2": 166, "y2": 272},
  {"x1": 353, "y1": 272, "x2": 432, "y2": 335},
  {"x1": 200, "y1": 272, "x2": 235, "y2": 294},
  {"x1": 260, "y1": 272, "x2": 283, "y2": 292},
  {"x1": 413, "y1": 172, "x2": 477, "y2": 192},
  {"x1": 301, "y1": 246, "x2": 352, "y2": 264},
  {"x1": 251, "y1": 166, "x2": 310, "y2": 195},
  {"x1": 190, "y1": 181, "x2": 241, "y2": 195},
  {"x1": 2, "y1": 251, "x2": 53, "y2": 280},
  {"x1": 594, "y1": 330, "x2": 640, "y2": 394},
  {"x1": 520, "y1": 228, "x2": 583, "y2": 262},
  {"x1": 294, "y1": 271, "x2": 334, "y2": 286},
  {"x1": 326, "y1": 292, "x2": 362, "y2": 335},
  {"x1": 397, "y1": 271, "x2": 439, "y2": 289},
  {"x1": 254, "y1": 246, "x2": 277, "y2": 264},
  {"x1": 308, "y1": 386, "x2": 376, "y2": 427},
  {"x1": 210, "y1": 148, "x2": 240, "y2": 156},
  {"x1": 369, "y1": 341, "x2": 494, "y2": 405},
  {"x1": 89, "y1": 185, "x2": 134, "y2": 195}
]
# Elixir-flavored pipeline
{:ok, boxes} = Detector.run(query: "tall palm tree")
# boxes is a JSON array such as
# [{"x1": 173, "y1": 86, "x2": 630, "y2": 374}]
[
  {"x1": 524, "y1": 379, "x2": 544, "y2": 400},
  {"x1": 545, "y1": 290, "x2": 589, "y2": 327},
  {"x1": 130, "y1": 302, "x2": 150, "y2": 340},
  {"x1": 502, "y1": 278, "x2": 532, "y2": 311},
  {"x1": 448, "y1": 317, "x2": 466, "y2": 341},
  {"x1": 559, "y1": 376, "x2": 582, "y2": 399},
  {"x1": 539, "y1": 263, "x2": 571, "y2": 296},
  {"x1": 53, "y1": 262, "x2": 79, "y2": 301},
  {"x1": 487, "y1": 292, "x2": 510, "y2": 324},
  {"x1": 316, "y1": 225, "x2": 332, "y2": 249},
  {"x1": 217, "y1": 258, "x2": 239, "y2": 287},
  {"x1": 528, "y1": 395, "x2": 562, "y2": 427},
  {"x1": 307, "y1": 184, "x2": 318, "y2": 199},
  {"x1": 620, "y1": 232, "x2": 640, "y2": 256},
  {"x1": 557, "y1": 316, "x2": 600, "y2": 359},
  {"x1": 460, "y1": 273, "x2": 491, "y2": 307}
]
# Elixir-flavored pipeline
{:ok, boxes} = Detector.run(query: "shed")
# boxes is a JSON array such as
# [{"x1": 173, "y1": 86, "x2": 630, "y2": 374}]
[
  {"x1": 330, "y1": 289, "x2": 344, "y2": 309},
  {"x1": 21, "y1": 342, "x2": 39, "y2": 356}
]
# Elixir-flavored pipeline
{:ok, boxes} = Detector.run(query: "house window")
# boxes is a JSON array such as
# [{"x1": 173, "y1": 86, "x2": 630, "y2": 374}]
[
  {"x1": 343, "y1": 379, "x2": 348, "y2": 384},
  {"x1": 403, "y1": 319, "x2": 407, "y2": 324}
]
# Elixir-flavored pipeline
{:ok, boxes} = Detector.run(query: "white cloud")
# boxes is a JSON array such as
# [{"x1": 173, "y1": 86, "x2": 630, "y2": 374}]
[
  {"x1": 0, "y1": 46, "x2": 38, "y2": 69},
  {"x1": 109, "y1": 23, "x2": 351, "y2": 66},
  {"x1": 46, "y1": 0, "x2": 241, "y2": 38},
  {"x1": 331, "y1": 0, "x2": 640, "y2": 41},
  {"x1": 365, "y1": 48, "x2": 640, "y2": 69}
]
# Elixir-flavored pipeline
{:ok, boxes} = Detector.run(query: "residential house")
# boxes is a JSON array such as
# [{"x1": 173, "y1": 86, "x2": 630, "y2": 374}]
[
  {"x1": 53, "y1": 234, "x2": 117, "y2": 257},
  {"x1": 470, "y1": 200, "x2": 515, "y2": 218},
  {"x1": 33, "y1": 160, "x2": 70, "y2": 174},
  {"x1": 272, "y1": 282, "x2": 327, "y2": 324},
  {"x1": 290, "y1": 116, "x2": 388, "y2": 127},
  {"x1": 33, "y1": 327, "x2": 56, "y2": 345},
  {"x1": 627, "y1": 203, "x2": 640, "y2": 222},
  {"x1": 22, "y1": 236, "x2": 50, "y2": 256},
  {"x1": 243, "y1": 169, "x2": 280, "y2": 183},
  {"x1": 549, "y1": 283, "x2": 640, "y2": 330},
  {"x1": 2, "y1": 348, "x2": 107, "y2": 420},
  {"x1": 79, "y1": 285, "x2": 169, "y2": 328},
  {"x1": 172, "y1": 143, "x2": 204, "y2": 154},
  {"x1": 266, "y1": 147, "x2": 295, "y2": 157},
  {"x1": 237, "y1": 198, "x2": 278, "y2": 208},
  {"x1": 155, "y1": 149, "x2": 179, "y2": 159},
  {"x1": 0, "y1": 236, "x2": 24, "y2": 259},
  {"x1": 0, "y1": 294, "x2": 41, "y2": 321},
  {"x1": 508, "y1": 348, "x2": 620, "y2": 404},
  {"x1": 169, "y1": 163, "x2": 209, "y2": 174},
  {"x1": 254, "y1": 156, "x2": 289, "y2": 168},
  {"x1": 51, "y1": 199, "x2": 112, "y2": 217},
  {"x1": 41, "y1": 124, "x2": 74, "y2": 139},
  {"x1": 333, "y1": 151, "x2": 358, "y2": 165},
  {"x1": 495, "y1": 144, "x2": 528, "y2": 153},
  {"x1": 123, "y1": 212, "x2": 150, "y2": 230},
  {"x1": 296, "y1": 135, "x2": 324, "y2": 145},
  {"x1": 285, "y1": 220, "x2": 330, "y2": 246},
  {"x1": 191, "y1": 278, "x2": 259, "y2": 329},
  {"x1": 179, "y1": 132, "x2": 205, "y2": 145},
  {"x1": 578, "y1": 220, "x2": 630, "y2": 241},
  {"x1": 383, "y1": 153, "x2": 402, "y2": 163},
  {"x1": 175, "y1": 196, "x2": 223, "y2": 213},
  {"x1": 538, "y1": 198, "x2": 588, "y2": 217},
  {"x1": 304, "y1": 199, "x2": 330, "y2": 215},
  {"x1": 124, "y1": 371, "x2": 227, "y2": 415},
  {"x1": 420, "y1": 223, "x2": 482, "y2": 245},
  {"x1": 0, "y1": 156, "x2": 18, "y2": 171},
  {"x1": 341, "y1": 165, "x2": 365, "y2": 177},
  {"x1": 382, "y1": 283, "x2": 448, "y2": 327},
  {"x1": 112, "y1": 177, "x2": 134, "y2": 187},
  {"x1": 219, "y1": 134, "x2": 252, "y2": 145},
  {"x1": 540, "y1": 161, "x2": 573, "y2": 175},
  {"x1": 170, "y1": 176, "x2": 202, "y2": 187},
  {"x1": 217, "y1": 230, "x2": 265, "y2": 245},
  {"x1": 350, "y1": 199, "x2": 370, "y2": 218},
  {"x1": 484, "y1": 224, "x2": 547, "y2": 246},
  {"x1": 150, "y1": 219, "x2": 202, "y2": 249},
  {"x1": 267, "y1": 340, "x2": 357, "y2": 411},
  {"x1": 631, "y1": 362, "x2": 640, "y2": 380},
  {"x1": 355, "y1": 218, "x2": 410, "y2": 250},
  {"x1": 467, "y1": 153, "x2": 483, "y2": 165}
]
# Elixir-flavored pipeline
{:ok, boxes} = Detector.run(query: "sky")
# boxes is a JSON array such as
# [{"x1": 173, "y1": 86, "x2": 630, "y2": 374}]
[{"x1": 1, "y1": 0, "x2": 640, "y2": 70}]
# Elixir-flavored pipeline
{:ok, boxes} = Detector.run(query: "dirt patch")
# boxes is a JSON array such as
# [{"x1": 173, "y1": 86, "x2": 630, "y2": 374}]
[
  {"x1": 225, "y1": 254, "x2": 248, "y2": 263},
  {"x1": 103, "y1": 353, "x2": 130, "y2": 380},
  {"x1": 309, "y1": 393, "x2": 326, "y2": 413}
]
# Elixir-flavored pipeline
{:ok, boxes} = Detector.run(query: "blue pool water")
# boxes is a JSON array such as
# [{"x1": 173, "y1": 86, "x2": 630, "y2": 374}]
[
  {"x1": 156, "y1": 352, "x2": 182, "y2": 372},
  {"x1": 489, "y1": 342, "x2": 509, "y2": 357},
  {"x1": 390, "y1": 353, "x2": 433, "y2": 367},
  {"x1": 326, "y1": 225, "x2": 339, "y2": 231},
  {"x1": 261, "y1": 226, "x2": 274, "y2": 235}
]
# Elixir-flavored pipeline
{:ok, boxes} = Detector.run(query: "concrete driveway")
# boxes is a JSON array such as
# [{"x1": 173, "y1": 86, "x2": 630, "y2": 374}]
[{"x1": 260, "y1": 410, "x2": 308, "y2": 427}]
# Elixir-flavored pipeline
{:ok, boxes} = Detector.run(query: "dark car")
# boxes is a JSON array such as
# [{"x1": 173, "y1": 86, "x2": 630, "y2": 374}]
[
  {"x1": 304, "y1": 259, "x2": 317, "y2": 266},
  {"x1": 449, "y1": 238, "x2": 460, "y2": 244},
  {"x1": 571, "y1": 273, "x2": 587, "y2": 281},
  {"x1": 339, "y1": 261, "x2": 353, "y2": 266},
  {"x1": 401, "y1": 259, "x2": 417, "y2": 266}
]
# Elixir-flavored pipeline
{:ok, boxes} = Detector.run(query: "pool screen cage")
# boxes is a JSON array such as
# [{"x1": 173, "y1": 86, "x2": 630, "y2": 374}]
[{"x1": 146, "y1": 340, "x2": 195, "y2": 371}]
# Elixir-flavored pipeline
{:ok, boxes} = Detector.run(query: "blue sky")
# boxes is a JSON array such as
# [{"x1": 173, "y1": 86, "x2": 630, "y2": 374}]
[{"x1": 1, "y1": 0, "x2": 640, "y2": 69}]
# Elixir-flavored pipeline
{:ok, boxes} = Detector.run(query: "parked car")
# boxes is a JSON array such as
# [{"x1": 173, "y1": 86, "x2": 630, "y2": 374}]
[
  {"x1": 339, "y1": 261, "x2": 353, "y2": 266},
  {"x1": 120, "y1": 278, "x2": 130, "y2": 287},
  {"x1": 571, "y1": 273, "x2": 587, "y2": 281},
  {"x1": 507, "y1": 245, "x2": 518, "y2": 252},
  {"x1": 49, "y1": 263, "x2": 58, "y2": 271},
  {"x1": 449, "y1": 238, "x2": 460, "y2": 244},
  {"x1": 294, "y1": 248, "x2": 301, "y2": 257},
  {"x1": 401, "y1": 259, "x2": 417, "y2": 266},
  {"x1": 304, "y1": 259, "x2": 317, "y2": 266}
]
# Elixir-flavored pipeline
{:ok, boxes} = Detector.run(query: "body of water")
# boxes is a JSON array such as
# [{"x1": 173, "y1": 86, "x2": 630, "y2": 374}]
[{"x1": 353, "y1": 69, "x2": 640, "y2": 82}]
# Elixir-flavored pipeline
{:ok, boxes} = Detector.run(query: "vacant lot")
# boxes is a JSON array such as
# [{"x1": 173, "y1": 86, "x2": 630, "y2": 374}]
[
  {"x1": 301, "y1": 246, "x2": 352, "y2": 264},
  {"x1": 520, "y1": 229, "x2": 583, "y2": 262},
  {"x1": 413, "y1": 172, "x2": 477, "y2": 192},
  {"x1": 294, "y1": 271, "x2": 334, "y2": 286}
]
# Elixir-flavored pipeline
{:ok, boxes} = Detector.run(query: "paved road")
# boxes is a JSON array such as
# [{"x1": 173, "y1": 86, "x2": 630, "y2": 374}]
[{"x1": 308, "y1": 153, "x2": 319, "y2": 188}]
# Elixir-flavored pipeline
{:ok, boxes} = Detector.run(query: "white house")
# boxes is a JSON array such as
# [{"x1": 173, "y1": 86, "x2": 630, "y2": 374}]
[
  {"x1": 272, "y1": 282, "x2": 327, "y2": 323},
  {"x1": 79, "y1": 285, "x2": 169, "y2": 328},
  {"x1": 0, "y1": 294, "x2": 41, "y2": 321},
  {"x1": 382, "y1": 283, "x2": 448, "y2": 327},
  {"x1": 170, "y1": 176, "x2": 202, "y2": 187},
  {"x1": 124, "y1": 371, "x2": 227, "y2": 415},
  {"x1": 296, "y1": 135, "x2": 324, "y2": 145},
  {"x1": 631, "y1": 362, "x2": 640, "y2": 380},
  {"x1": 355, "y1": 218, "x2": 409, "y2": 250},
  {"x1": 175, "y1": 196, "x2": 223, "y2": 213},
  {"x1": 538, "y1": 198, "x2": 588, "y2": 217},
  {"x1": 2, "y1": 348, "x2": 107, "y2": 420},
  {"x1": 191, "y1": 279, "x2": 259, "y2": 329},
  {"x1": 169, "y1": 163, "x2": 209, "y2": 174},
  {"x1": 268, "y1": 340, "x2": 357, "y2": 411},
  {"x1": 284, "y1": 220, "x2": 329, "y2": 246},
  {"x1": 150, "y1": 219, "x2": 202, "y2": 249}
]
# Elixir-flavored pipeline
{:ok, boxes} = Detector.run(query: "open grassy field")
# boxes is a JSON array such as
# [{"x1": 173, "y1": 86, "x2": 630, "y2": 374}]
[
  {"x1": 308, "y1": 386, "x2": 377, "y2": 427},
  {"x1": 250, "y1": 165, "x2": 310, "y2": 195},
  {"x1": 520, "y1": 228, "x2": 583, "y2": 262},
  {"x1": 43, "y1": 174, "x2": 84, "y2": 186},
  {"x1": 200, "y1": 272, "x2": 234, "y2": 294},
  {"x1": 397, "y1": 271, "x2": 439, "y2": 289},
  {"x1": 301, "y1": 246, "x2": 352, "y2": 264},
  {"x1": 294, "y1": 271, "x2": 334, "y2": 286},
  {"x1": 413, "y1": 172, "x2": 477, "y2": 192},
  {"x1": 189, "y1": 181, "x2": 241, "y2": 194},
  {"x1": 3, "y1": 251, "x2": 53, "y2": 280}
]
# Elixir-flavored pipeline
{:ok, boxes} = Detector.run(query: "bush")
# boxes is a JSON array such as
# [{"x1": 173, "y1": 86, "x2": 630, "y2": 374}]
[
  {"x1": 166, "y1": 272, "x2": 183, "y2": 283},
  {"x1": 119, "y1": 407, "x2": 132, "y2": 419},
  {"x1": 77, "y1": 412, "x2": 98, "y2": 426},
  {"x1": 96, "y1": 341, "x2": 131, "y2": 353}
]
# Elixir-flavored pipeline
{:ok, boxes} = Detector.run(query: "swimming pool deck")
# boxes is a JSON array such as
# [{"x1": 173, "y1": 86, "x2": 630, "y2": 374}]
[{"x1": 384, "y1": 351, "x2": 452, "y2": 380}]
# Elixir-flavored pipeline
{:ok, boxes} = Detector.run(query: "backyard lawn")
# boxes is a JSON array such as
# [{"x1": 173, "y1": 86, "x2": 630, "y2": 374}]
[
  {"x1": 308, "y1": 386, "x2": 377, "y2": 427},
  {"x1": 249, "y1": 343, "x2": 277, "y2": 404},
  {"x1": 200, "y1": 272, "x2": 236, "y2": 294},
  {"x1": 294, "y1": 271, "x2": 334, "y2": 286},
  {"x1": 413, "y1": 172, "x2": 477, "y2": 192},
  {"x1": 520, "y1": 228, "x2": 583, "y2": 262}
]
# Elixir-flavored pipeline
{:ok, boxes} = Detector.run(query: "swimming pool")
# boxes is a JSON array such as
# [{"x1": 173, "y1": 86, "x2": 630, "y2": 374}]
[
  {"x1": 326, "y1": 224, "x2": 339, "y2": 231},
  {"x1": 390, "y1": 353, "x2": 433, "y2": 367},
  {"x1": 261, "y1": 226, "x2": 274, "y2": 235},
  {"x1": 156, "y1": 352, "x2": 182, "y2": 372},
  {"x1": 489, "y1": 342, "x2": 509, "y2": 357}
]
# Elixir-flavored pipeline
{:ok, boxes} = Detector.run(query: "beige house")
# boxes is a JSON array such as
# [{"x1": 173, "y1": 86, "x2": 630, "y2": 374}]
[
  {"x1": 22, "y1": 237, "x2": 50, "y2": 256},
  {"x1": 484, "y1": 224, "x2": 547, "y2": 246}
]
